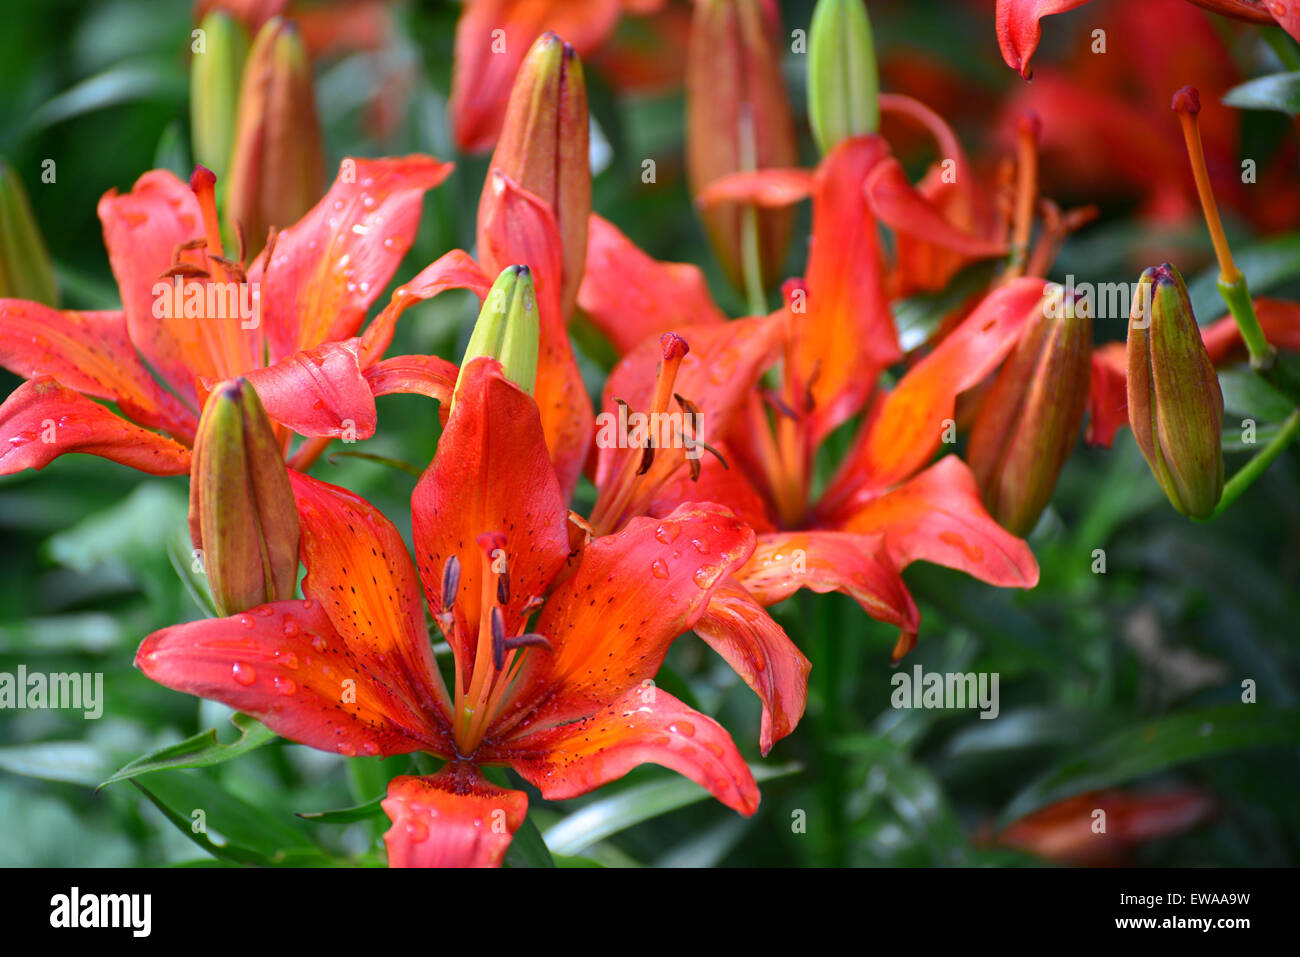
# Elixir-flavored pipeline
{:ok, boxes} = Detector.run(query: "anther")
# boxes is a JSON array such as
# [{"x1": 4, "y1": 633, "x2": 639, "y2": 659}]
[{"x1": 440, "y1": 555, "x2": 461, "y2": 613}]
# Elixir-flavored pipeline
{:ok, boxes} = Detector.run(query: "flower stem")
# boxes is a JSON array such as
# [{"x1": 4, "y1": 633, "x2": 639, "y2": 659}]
[{"x1": 1200, "y1": 407, "x2": 1300, "y2": 521}]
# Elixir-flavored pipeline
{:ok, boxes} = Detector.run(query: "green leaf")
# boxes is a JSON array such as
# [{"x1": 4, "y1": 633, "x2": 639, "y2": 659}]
[
  {"x1": 100, "y1": 713, "x2": 277, "y2": 788},
  {"x1": 1001, "y1": 706, "x2": 1300, "y2": 827},
  {"x1": 297, "y1": 795, "x2": 386, "y2": 824},
  {"x1": 1218, "y1": 365, "x2": 1296, "y2": 423},
  {"x1": 1187, "y1": 234, "x2": 1300, "y2": 321},
  {"x1": 23, "y1": 60, "x2": 186, "y2": 135},
  {"x1": 1222, "y1": 71, "x2": 1300, "y2": 115},
  {"x1": 892, "y1": 261, "x2": 997, "y2": 352},
  {"x1": 542, "y1": 762, "x2": 800, "y2": 857},
  {"x1": 134, "y1": 770, "x2": 324, "y2": 866},
  {"x1": 504, "y1": 815, "x2": 556, "y2": 868}
]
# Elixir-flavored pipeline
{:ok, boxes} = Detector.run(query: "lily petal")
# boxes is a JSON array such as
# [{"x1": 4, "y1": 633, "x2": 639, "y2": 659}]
[
  {"x1": 382, "y1": 766, "x2": 529, "y2": 868},
  {"x1": 799, "y1": 135, "x2": 900, "y2": 442},
  {"x1": 820, "y1": 276, "x2": 1047, "y2": 510},
  {"x1": 253, "y1": 155, "x2": 453, "y2": 362},
  {"x1": 1203, "y1": 298, "x2": 1300, "y2": 363},
  {"x1": 411, "y1": 358, "x2": 571, "y2": 689},
  {"x1": 290, "y1": 470, "x2": 454, "y2": 728},
  {"x1": 577, "y1": 213, "x2": 726, "y2": 355},
  {"x1": 1086, "y1": 342, "x2": 1128, "y2": 448},
  {"x1": 240, "y1": 337, "x2": 376, "y2": 439},
  {"x1": 995, "y1": 0, "x2": 1095, "y2": 79},
  {"x1": 358, "y1": 250, "x2": 491, "y2": 365},
  {"x1": 365, "y1": 354, "x2": 458, "y2": 405},
  {"x1": 694, "y1": 167, "x2": 816, "y2": 209},
  {"x1": 0, "y1": 301, "x2": 196, "y2": 440},
  {"x1": 0, "y1": 377, "x2": 191, "y2": 476},
  {"x1": 500, "y1": 502, "x2": 754, "y2": 733},
  {"x1": 98, "y1": 170, "x2": 213, "y2": 405},
  {"x1": 499, "y1": 685, "x2": 759, "y2": 815},
  {"x1": 866, "y1": 157, "x2": 1008, "y2": 258},
  {"x1": 478, "y1": 169, "x2": 593, "y2": 496},
  {"x1": 837, "y1": 455, "x2": 1040, "y2": 593},
  {"x1": 135, "y1": 596, "x2": 446, "y2": 757},
  {"x1": 693, "y1": 579, "x2": 809, "y2": 755}
]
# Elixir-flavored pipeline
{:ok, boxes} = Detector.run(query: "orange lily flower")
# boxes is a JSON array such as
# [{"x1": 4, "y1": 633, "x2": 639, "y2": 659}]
[
  {"x1": 578, "y1": 126, "x2": 1042, "y2": 663},
  {"x1": 136, "y1": 359, "x2": 760, "y2": 868},
  {"x1": 996, "y1": 0, "x2": 1298, "y2": 82},
  {"x1": 0, "y1": 156, "x2": 452, "y2": 476}
]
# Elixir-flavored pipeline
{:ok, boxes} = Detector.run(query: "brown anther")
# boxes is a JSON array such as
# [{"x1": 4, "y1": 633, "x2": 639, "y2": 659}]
[
  {"x1": 636, "y1": 443, "x2": 656, "y2": 476},
  {"x1": 440, "y1": 555, "x2": 461, "y2": 613},
  {"x1": 158, "y1": 263, "x2": 212, "y2": 281}
]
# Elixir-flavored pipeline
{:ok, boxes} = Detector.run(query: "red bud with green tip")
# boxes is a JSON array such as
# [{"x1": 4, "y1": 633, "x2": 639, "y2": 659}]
[
  {"x1": 686, "y1": 0, "x2": 798, "y2": 295},
  {"x1": 477, "y1": 32, "x2": 590, "y2": 320},
  {"x1": 226, "y1": 16, "x2": 324, "y2": 253},
  {"x1": 1127, "y1": 264, "x2": 1225, "y2": 519},
  {"x1": 455, "y1": 264, "x2": 540, "y2": 402},
  {"x1": 968, "y1": 285, "x2": 1091, "y2": 536},
  {"x1": 190, "y1": 378, "x2": 300, "y2": 615}
]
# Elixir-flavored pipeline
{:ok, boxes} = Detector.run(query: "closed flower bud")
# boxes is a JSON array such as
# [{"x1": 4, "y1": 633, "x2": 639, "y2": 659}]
[
  {"x1": 0, "y1": 158, "x2": 58, "y2": 305},
  {"x1": 968, "y1": 286, "x2": 1091, "y2": 536},
  {"x1": 478, "y1": 32, "x2": 590, "y2": 320},
  {"x1": 190, "y1": 9, "x2": 249, "y2": 181},
  {"x1": 456, "y1": 265, "x2": 540, "y2": 400},
  {"x1": 1127, "y1": 264, "x2": 1225, "y2": 519},
  {"x1": 190, "y1": 378, "x2": 300, "y2": 616},
  {"x1": 686, "y1": 0, "x2": 798, "y2": 294},
  {"x1": 226, "y1": 16, "x2": 325, "y2": 253},
  {"x1": 807, "y1": 0, "x2": 878, "y2": 155}
]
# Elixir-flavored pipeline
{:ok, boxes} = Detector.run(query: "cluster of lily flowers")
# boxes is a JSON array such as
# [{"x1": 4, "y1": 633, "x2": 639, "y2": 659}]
[{"x1": 2, "y1": 0, "x2": 1297, "y2": 867}]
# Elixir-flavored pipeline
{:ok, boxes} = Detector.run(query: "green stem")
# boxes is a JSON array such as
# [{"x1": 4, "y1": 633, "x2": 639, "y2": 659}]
[
  {"x1": 740, "y1": 204, "x2": 768, "y2": 316},
  {"x1": 1201, "y1": 407, "x2": 1300, "y2": 521},
  {"x1": 1217, "y1": 274, "x2": 1274, "y2": 370}
]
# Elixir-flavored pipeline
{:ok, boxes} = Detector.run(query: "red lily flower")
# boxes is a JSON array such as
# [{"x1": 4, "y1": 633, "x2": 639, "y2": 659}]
[
  {"x1": 578, "y1": 127, "x2": 1042, "y2": 663},
  {"x1": 449, "y1": 0, "x2": 665, "y2": 152},
  {"x1": 996, "y1": 0, "x2": 1298, "y2": 81},
  {"x1": 136, "y1": 359, "x2": 760, "y2": 868},
  {"x1": 0, "y1": 156, "x2": 451, "y2": 476}
]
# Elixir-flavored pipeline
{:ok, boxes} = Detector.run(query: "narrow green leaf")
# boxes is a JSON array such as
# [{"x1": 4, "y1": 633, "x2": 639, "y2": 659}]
[
  {"x1": 297, "y1": 795, "x2": 386, "y2": 824},
  {"x1": 543, "y1": 762, "x2": 800, "y2": 857},
  {"x1": 1222, "y1": 70, "x2": 1300, "y2": 115},
  {"x1": 504, "y1": 815, "x2": 556, "y2": 868},
  {"x1": 100, "y1": 713, "x2": 276, "y2": 788},
  {"x1": 1000, "y1": 706, "x2": 1300, "y2": 827}
]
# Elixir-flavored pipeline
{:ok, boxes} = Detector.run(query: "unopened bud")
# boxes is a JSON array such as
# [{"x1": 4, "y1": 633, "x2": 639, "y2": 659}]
[
  {"x1": 478, "y1": 32, "x2": 590, "y2": 320},
  {"x1": 190, "y1": 378, "x2": 300, "y2": 615},
  {"x1": 1127, "y1": 264, "x2": 1225, "y2": 519},
  {"x1": 686, "y1": 0, "x2": 798, "y2": 294},
  {"x1": 190, "y1": 10, "x2": 249, "y2": 181},
  {"x1": 226, "y1": 17, "x2": 325, "y2": 254},
  {"x1": 968, "y1": 286, "x2": 1091, "y2": 536},
  {"x1": 807, "y1": 0, "x2": 878, "y2": 155},
  {"x1": 455, "y1": 265, "x2": 540, "y2": 401}
]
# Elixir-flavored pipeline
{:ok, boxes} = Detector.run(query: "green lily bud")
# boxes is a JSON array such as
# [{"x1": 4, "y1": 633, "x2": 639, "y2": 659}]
[
  {"x1": 968, "y1": 286, "x2": 1091, "y2": 536},
  {"x1": 190, "y1": 378, "x2": 300, "y2": 616},
  {"x1": 190, "y1": 10, "x2": 249, "y2": 181},
  {"x1": 1127, "y1": 264, "x2": 1225, "y2": 519},
  {"x1": 0, "y1": 158, "x2": 58, "y2": 305},
  {"x1": 478, "y1": 32, "x2": 590, "y2": 321},
  {"x1": 807, "y1": 0, "x2": 879, "y2": 155},
  {"x1": 455, "y1": 265, "x2": 540, "y2": 400},
  {"x1": 226, "y1": 16, "x2": 324, "y2": 254}
]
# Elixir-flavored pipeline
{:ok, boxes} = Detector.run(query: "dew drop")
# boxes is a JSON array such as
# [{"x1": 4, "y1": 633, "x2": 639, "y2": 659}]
[
  {"x1": 311, "y1": 635, "x2": 328, "y2": 653},
  {"x1": 654, "y1": 523, "x2": 679, "y2": 544},
  {"x1": 272, "y1": 676, "x2": 297, "y2": 696},
  {"x1": 232, "y1": 662, "x2": 257, "y2": 686},
  {"x1": 692, "y1": 565, "x2": 718, "y2": 589},
  {"x1": 651, "y1": 558, "x2": 669, "y2": 579},
  {"x1": 670, "y1": 720, "x2": 696, "y2": 738}
]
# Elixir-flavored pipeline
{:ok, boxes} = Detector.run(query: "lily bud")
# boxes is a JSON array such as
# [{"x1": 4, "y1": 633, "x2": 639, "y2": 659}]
[
  {"x1": 190, "y1": 378, "x2": 300, "y2": 616},
  {"x1": 0, "y1": 158, "x2": 58, "y2": 305},
  {"x1": 226, "y1": 16, "x2": 325, "y2": 253},
  {"x1": 455, "y1": 265, "x2": 540, "y2": 400},
  {"x1": 686, "y1": 0, "x2": 798, "y2": 294},
  {"x1": 1127, "y1": 264, "x2": 1225, "y2": 519},
  {"x1": 478, "y1": 32, "x2": 590, "y2": 320},
  {"x1": 967, "y1": 286, "x2": 1091, "y2": 536},
  {"x1": 807, "y1": 0, "x2": 878, "y2": 155},
  {"x1": 190, "y1": 9, "x2": 249, "y2": 181}
]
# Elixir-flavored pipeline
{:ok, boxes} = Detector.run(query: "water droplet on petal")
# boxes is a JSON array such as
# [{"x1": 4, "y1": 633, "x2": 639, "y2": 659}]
[
  {"x1": 272, "y1": 676, "x2": 297, "y2": 695},
  {"x1": 654, "y1": 523, "x2": 678, "y2": 544},
  {"x1": 693, "y1": 565, "x2": 718, "y2": 589},
  {"x1": 670, "y1": 721, "x2": 696, "y2": 737},
  {"x1": 690, "y1": 537, "x2": 709, "y2": 554},
  {"x1": 232, "y1": 662, "x2": 257, "y2": 685},
  {"x1": 651, "y1": 558, "x2": 669, "y2": 579}
]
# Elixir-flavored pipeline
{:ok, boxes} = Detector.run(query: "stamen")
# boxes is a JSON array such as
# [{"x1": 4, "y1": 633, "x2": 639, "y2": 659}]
[
  {"x1": 1006, "y1": 113, "x2": 1040, "y2": 278},
  {"x1": 1172, "y1": 86, "x2": 1238, "y2": 284},
  {"x1": 189, "y1": 166, "x2": 225, "y2": 260},
  {"x1": 490, "y1": 606, "x2": 508, "y2": 671},
  {"x1": 440, "y1": 555, "x2": 461, "y2": 613}
]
